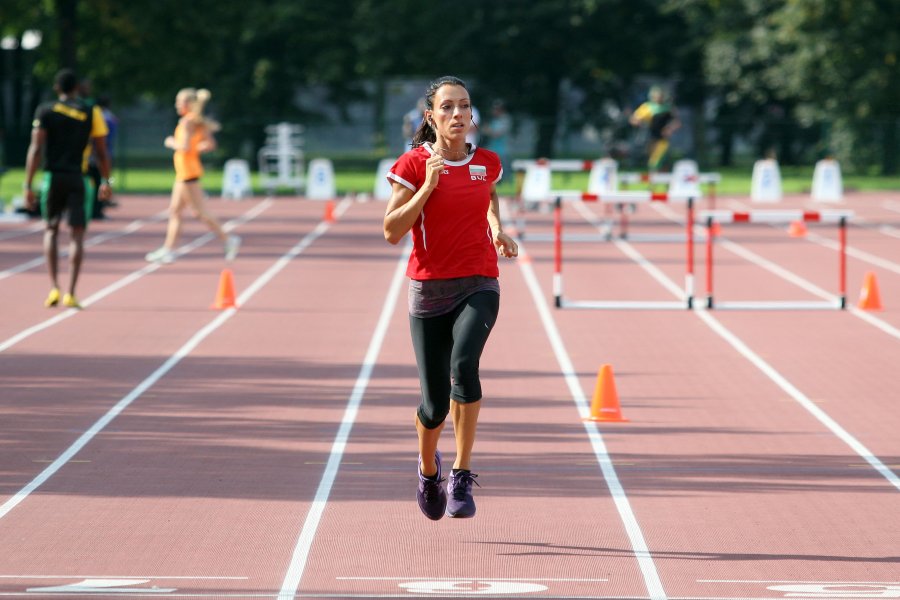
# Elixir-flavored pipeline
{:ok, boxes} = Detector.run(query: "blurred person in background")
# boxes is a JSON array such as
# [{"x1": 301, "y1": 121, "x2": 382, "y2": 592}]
[
  {"x1": 88, "y1": 94, "x2": 119, "y2": 218},
  {"x1": 629, "y1": 85, "x2": 680, "y2": 172},
  {"x1": 402, "y1": 97, "x2": 426, "y2": 151},
  {"x1": 24, "y1": 68, "x2": 113, "y2": 309},
  {"x1": 482, "y1": 100, "x2": 512, "y2": 179},
  {"x1": 466, "y1": 104, "x2": 481, "y2": 146},
  {"x1": 145, "y1": 88, "x2": 240, "y2": 264}
]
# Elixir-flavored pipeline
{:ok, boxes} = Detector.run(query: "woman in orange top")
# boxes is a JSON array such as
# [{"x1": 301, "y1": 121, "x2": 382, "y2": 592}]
[{"x1": 145, "y1": 88, "x2": 240, "y2": 263}]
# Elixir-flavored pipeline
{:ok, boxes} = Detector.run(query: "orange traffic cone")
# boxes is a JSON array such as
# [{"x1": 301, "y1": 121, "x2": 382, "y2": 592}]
[
  {"x1": 584, "y1": 364, "x2": 628, "y2": 422},
  {"x1": 324, "y1": 200, "x2": 336, "y2": 223},
  {"x1": 788, "y1": 220, "x2": 807, "y2": 237},
  {"x1": 857, "y1": 271, "x2": 882, "y2": 311},
  {"x1": 211, "y1": 268, "x2": 238, "y2": 309}
]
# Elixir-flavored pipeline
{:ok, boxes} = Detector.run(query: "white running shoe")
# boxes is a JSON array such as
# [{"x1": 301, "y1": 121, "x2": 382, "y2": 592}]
[
  {"x1": 145, "y1": 246, "x2": 175, "y2": 264},
  {"x1": 225, "y1": 235, "x2": 241, "y2": 261}
]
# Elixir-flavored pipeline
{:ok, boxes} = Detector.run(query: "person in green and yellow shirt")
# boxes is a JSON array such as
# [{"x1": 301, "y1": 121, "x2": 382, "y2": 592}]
[{"x1": 629, "y1": 85, "x2": 680, "y2": 172}]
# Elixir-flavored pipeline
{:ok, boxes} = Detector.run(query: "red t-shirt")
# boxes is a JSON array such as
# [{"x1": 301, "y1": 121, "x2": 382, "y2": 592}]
[{"x1": 388, "y1": 144, "x2": 503, "y2": 280}]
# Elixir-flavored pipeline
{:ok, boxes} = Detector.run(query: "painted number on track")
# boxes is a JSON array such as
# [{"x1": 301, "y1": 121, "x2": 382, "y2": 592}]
[
  {"x1": 768, "y1": 584, "x2": 900, "y2": 598},
  {"x1": 399, "y1": 580, "x2": 548, "y2": 595},
  {"x1": 27, "y1": 579, "x2": 176, "y2": 594}
]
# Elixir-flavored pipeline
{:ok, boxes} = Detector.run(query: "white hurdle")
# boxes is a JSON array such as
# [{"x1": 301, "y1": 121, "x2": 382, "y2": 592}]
[
  {"x1": 698, "y1": 209, "x2": 855, "y2": 310},
  {"x1": 552, "y1": 193, "x2": 699, "y2": 310},
  {"x1": 526, "y1": 188, "x2": 701, "y2": 243},
  {"x1": 511, "y1": 157, "x2": 722, "y2": 196},
  {"x1": 512, "y1": 158, "x2": 720, "y2": 239}
]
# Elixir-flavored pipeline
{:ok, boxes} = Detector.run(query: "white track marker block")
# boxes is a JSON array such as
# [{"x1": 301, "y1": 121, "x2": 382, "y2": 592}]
[
  {"x1": 668, "y1": 159, "x2": 701, "y2": 202},
  {"x1": 306, "y1": 158, "x2": 336, "y2": 201},
  {"x1": 521, "y1": 163, "x2": 552, "y2": 202},
  {"x1": 811, "y1": 158, "x2": 843, "y2": 203},
  {"x1": 221, "y1": 158, "x2": 252, "y2": 200},
  {"x1": 373, "y1": 158, "x2": 396, "y2": 201},
  {"x1": 751, "y1": 159, "x2": 783, "y2": 203},
  {"x1": 588, "y1": 158, "x2": 619, "y2": 194}
]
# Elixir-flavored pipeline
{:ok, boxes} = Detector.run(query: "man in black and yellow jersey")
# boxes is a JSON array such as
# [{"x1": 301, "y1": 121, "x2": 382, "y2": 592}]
[
  {"x1": 24, "y1": 69, "x2": 112, "y2": 309},
  {"x1": 629, "y1": 85, "x2": 680, "y2": 172}
]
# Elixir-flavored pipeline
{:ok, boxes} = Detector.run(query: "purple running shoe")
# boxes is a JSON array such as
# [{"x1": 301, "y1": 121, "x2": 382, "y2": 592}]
[
  {"x1": 446, "y1": 469, "x2": 479, "y2": 518},
  {"x1": 417, "y1": 451, "x2": 446, "y2": 520}
]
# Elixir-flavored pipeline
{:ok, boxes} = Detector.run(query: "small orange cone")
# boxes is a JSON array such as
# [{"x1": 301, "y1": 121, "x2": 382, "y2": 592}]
[
  {"x1": 584, "y1": 364, "x2": 628, "y2": 422},
  {"x1": 788, "y1": 220, "x2": 807, "y2": 237},
  {"x1": 324, "y1": 200, "x2": 336, "y2": 223},
  {"x1": 211, "y1": 268, "x2": 238, "y2": 309},
  {"x1": 857, "y1": 271, "x2": 882, "y2": 311}
]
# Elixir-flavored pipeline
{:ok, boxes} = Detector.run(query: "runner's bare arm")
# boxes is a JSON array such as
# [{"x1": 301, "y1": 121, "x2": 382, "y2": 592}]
[
  {"x1": 383, "y1": 154, "x2": 444, "y2": 244},
  {"x1": 23, "y1": 127, "x2": 45, "y2": 209},
  {"x1": 487, "y1": 186, "x2": 517, "y2": 258}
]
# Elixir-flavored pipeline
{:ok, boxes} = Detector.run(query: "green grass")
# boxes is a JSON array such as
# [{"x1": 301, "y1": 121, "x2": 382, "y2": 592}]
[{"x1": 3, "y1": 164, "x2": 898, "y2": 208}]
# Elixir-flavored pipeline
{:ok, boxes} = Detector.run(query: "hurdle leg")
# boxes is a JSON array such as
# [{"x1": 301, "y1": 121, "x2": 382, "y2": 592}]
[
  {"x1": 554, "y1": 196, "x2": 563, "y2": 308},
  {"x1": 686, "y1": 197, "x2": 695, "y2": 309},
  {"x1": 839, "y1": 216, "x2": 847, "y2": 309},
  {"x1": 705, "y1": 215, "x2": 715, "y2": 309},
  {"x1": 618, "y1": 203, "x2": 629, "y2": 239}
]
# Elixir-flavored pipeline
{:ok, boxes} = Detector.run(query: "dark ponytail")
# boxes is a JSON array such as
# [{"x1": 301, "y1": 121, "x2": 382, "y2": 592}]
[{"x1": 411, "y1": 75, "x2": 469, "y2": 148}]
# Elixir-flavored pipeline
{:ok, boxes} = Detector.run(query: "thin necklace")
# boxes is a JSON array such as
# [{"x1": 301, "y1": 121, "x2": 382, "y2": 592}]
[{"x1": 433, "y1": 144, "x2": 468, "y2": 158}]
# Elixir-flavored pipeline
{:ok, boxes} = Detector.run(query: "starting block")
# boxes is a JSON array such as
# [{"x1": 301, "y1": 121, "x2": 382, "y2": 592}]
[
  {"x1": 221, "y1": 159, "x2": 252, "y2": 200},
  {"x1": 374, "y1": 158, "x2": 396, "y2": 201},
  {"x1": 306, "y1": 158, "x2": 336, "y2": 201},
  {"x1": 751, "y1": 159, "x2": 783, "y2": 203},
  {"x1": 811, "y1": 159, "x2": 843, "y2": 203}
]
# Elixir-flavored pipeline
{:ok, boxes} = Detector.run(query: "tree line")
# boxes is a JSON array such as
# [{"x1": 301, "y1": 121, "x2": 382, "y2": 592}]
[{"x1": 1, "y1": 0, "x2": 898, "y2": 172}]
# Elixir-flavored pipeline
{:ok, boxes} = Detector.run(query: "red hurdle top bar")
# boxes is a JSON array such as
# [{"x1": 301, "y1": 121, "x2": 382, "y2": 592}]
[
  {"x1": 553, "y1": 190, "x2": 693, "y2": 203},
  {"x1": 698, "y1": 209, "x2": 854, "y2": 224}
]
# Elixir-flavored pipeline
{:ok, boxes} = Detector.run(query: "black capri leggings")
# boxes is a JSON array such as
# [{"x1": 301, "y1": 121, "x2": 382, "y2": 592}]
[{"x1": 410, "y1": 291, "x2": 500, "y2": 429}]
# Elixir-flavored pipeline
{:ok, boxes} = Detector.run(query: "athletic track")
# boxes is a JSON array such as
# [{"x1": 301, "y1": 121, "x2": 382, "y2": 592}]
[{"x1": 1, "y1": 189, "x2": 898, "y2": 599}]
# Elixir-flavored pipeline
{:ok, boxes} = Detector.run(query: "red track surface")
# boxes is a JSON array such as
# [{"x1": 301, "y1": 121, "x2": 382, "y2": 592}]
[{"x1": 1, "y1": 191, "x2": 898, "y2": 599}]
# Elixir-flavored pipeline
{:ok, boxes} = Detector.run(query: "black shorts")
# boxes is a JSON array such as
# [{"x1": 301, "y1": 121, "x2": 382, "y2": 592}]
[
  {"x1": 39, "y1": 172, "x2": 94, "y2": 229},
  {"x1": 410, "y1": 290, "x2": 500, "y2": 429}
]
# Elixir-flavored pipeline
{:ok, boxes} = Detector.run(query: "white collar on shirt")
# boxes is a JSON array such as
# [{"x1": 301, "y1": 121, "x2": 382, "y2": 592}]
[{"x1": 424, "y1": 142, "x2": 477, "y2": 167}]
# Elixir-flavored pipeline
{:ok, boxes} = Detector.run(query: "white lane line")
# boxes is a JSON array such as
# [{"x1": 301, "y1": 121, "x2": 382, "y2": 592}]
[
  {"x1": 700, "y1": 579, "x2": 900, "y2": 584},
  {"x1": 516, "y1": 244, "x2": 667, "y2": 600},
  {"x1": 0, "y1": 199, "x2": 272, "y2": 354},
  {"x1": 696, "y1": 310, "x2": 900, "y2": 491},
  {"x1": 576, "y1": 205, "x2": 900, "y2": 492},
  {"x1": 278, "y1": 242, "x2": 410, "y2": 600},
  {"x1": 336, "y1": 577, "x2": 610, "y2": 582},
  {"x1": 851, "y1": 215, "x2": 900, "y2": 242},
  {"x1": 879, "y1": 224, "x2": 900, "y2": 239},
  {"x1": 0, "y1": 575, "x2": 248, "y2": 580},
  {"x1": 572, "y1": 201, "x2": 685, "y2": 299},
  {"x1": 0, "y1": 211, "x2": 168, "y2": 281},
  {"x1": 651, "y1": 203, "x2": 900, "y2": 341},
  {"x1": 0, "y1": 222, "x2": 43, "y2": 242},
  {"x1": 0, "y1": 198, "x2": 347, "y2": 521},
  {"x1": 883, "y1": 200, "x2": 900, "y2": 214},
  {"x1": 806, "y1": 229, "x2": 900, "y2": 275}
]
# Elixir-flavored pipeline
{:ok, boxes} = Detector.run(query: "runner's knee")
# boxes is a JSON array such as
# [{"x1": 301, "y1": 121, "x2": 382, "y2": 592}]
[
  {"x1": 450, "y1": 355, "x2": 482, "y2": 402},
  {"x1": 417, "y1": 400, "x2": 449, "y2": 429}
]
